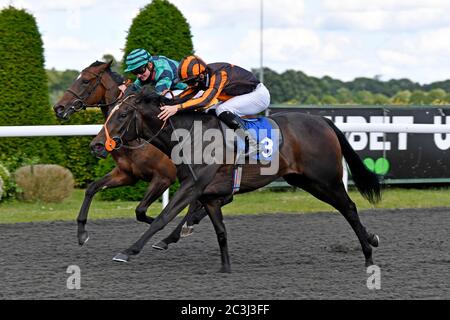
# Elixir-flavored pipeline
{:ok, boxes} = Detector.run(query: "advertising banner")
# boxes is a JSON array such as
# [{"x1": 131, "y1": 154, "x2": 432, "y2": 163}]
[{"x1": 269, "y1": 106, "x2": 450, "y2": 184}]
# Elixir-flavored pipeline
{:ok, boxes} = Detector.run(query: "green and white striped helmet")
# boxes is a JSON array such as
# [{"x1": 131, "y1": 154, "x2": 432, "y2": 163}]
[{"x1": 124, "y1": 49, "x2": 152, "y2": 72}]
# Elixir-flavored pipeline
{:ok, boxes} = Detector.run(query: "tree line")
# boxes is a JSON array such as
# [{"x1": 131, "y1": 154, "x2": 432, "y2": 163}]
[
  {"x1": 253, "y1": 68, "x2": 450, "y2": 105},
  {"x1": 48, "y1": 65, "x2": 450, "y2": 107}
]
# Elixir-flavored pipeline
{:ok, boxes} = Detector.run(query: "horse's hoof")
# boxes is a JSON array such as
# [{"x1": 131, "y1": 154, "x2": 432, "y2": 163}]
[
  {"x1": 78, "y1": 232, "x2": 89, "y2": 246},
  {"x1": 181, "y1": 225, "x2": 194, "y2": 238},
  {"x1": 368, "y1": 234, "x2": 380, "y2": 248},
  {"x1": 113, "y1": 253, "x2": 130, "y2": 263},
  {"x1": 152, "y1": 241, "x2": 168, "y2": 251},
  {"x1": 219, "y1": 266, "x2": 231, "y2": 273},
  {"x1": 365, "y1": 259, "x2": 374, "y2": 268}
]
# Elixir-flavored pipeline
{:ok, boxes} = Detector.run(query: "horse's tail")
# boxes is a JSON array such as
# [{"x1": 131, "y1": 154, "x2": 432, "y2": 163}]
[{"x1": 323, "y1": 117, "x2": 381, "y2": 204}]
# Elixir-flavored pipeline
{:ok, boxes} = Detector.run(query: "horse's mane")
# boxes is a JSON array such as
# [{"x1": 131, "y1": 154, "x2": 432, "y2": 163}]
[
  {"x1": 135, "y1": 86, "x2": 216, "y2": 137},
  {"x1": 135, "y1": 87, "x2": 209, "y2": 120},
  {"x1": 89, "y1": 60, "x2": 106, "y2": 68},
  {"x1": 88, "y1": 60, "x2": 124, "y2": 85},
  {"x1": 136, "y1": 86, "x2": 171, "y2": 106},
  {"x1": 110, "y1": 71, "x2": 124, "y2": 85}
]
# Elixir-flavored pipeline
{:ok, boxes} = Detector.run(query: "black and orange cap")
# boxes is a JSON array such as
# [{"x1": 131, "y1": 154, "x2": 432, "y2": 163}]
[{"x1": 177, "y1": 55, "x2": 207, "y2": 82}]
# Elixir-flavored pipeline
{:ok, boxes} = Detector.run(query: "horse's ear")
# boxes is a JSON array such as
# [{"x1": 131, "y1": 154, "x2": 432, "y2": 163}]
[{"x1": 139, "y1": 86, "x2": 152, "y2": 102}]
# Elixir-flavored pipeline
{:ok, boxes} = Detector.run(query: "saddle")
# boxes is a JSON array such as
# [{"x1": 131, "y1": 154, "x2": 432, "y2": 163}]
[{"x1": 219, "y1": 116, "x2": 282, "y2": 162}]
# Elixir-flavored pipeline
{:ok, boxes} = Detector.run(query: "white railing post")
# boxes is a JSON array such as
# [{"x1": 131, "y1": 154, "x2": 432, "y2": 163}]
[
  {"x1": 162, "y1": 189, "x2": 169, "y2": 209},
  {"x1": 342, "y1": 157, "x2": 348, "y2": 191}
]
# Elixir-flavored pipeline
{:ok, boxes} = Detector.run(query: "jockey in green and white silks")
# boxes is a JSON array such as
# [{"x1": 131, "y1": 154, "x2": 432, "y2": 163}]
[{"x1": 123, "y1": 48, "x2": 187, "y2": 96}]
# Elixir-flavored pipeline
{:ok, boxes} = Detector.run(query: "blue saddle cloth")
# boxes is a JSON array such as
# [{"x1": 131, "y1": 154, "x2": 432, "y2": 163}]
[{"x1": 236, "y1": 117, "x2": 280, "y2": 161}]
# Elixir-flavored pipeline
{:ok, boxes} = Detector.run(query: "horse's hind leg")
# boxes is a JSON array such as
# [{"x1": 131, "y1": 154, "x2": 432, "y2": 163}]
[
  {"x1": 152, "y1": 214, "x2": 189, "y2": 251},
  {"x1": 153, "y1": 200, "x2": 208, "y2": 250},
  {"x1": 202, "y1": 198, "x2": 231, "y2": 273},
  {"x1": 182, "y1": 201, "x2": 208, "y2": 236},
  {"x1": 152, "y1": 200, "x2": 207, "y2": 250},
  {"x1": 284, "y1": 174, "x2": 378, "y2": 267}
]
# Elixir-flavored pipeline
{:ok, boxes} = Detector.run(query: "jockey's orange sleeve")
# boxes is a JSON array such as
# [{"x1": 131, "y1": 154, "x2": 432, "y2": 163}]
[
  {"x1": 179, "y1": 71, "x2": 228, "y2": 111},
  {"x1": 179, "y1": 87, "x2": 197, "y2": 99},
  {"x1": 171, "y1": 87, "x2": 198, "y2": 105}
]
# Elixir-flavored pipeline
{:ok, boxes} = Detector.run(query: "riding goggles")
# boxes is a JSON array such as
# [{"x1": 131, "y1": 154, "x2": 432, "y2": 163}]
[{"x1": 131, "y1": 65, "x2": 148, "y2": 76}]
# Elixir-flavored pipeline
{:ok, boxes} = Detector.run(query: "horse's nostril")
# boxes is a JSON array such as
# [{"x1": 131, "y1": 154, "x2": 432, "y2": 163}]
[
  {"x1": 91, "y1": 143, "x2": 104, "y2": 151},
  {"x1": 90, "y1": 143, "x2": 108, "y2": 158},
  {"x1": 54, "y1": 105, "x2": 65, "y2": 115}
]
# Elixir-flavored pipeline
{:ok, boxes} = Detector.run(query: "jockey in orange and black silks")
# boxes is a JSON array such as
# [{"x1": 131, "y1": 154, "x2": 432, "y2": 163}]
[{"x1": 158, "y1": 55, "x2": 271, "y2": 151}]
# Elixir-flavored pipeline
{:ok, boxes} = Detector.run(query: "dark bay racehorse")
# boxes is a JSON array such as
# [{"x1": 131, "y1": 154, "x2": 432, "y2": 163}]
[
  {"x1": 103, "y1": 88, "x2": 381, "y2": 272},
  {"x1": 53, "y1": 61, "x2": 204, "y2": 245}
]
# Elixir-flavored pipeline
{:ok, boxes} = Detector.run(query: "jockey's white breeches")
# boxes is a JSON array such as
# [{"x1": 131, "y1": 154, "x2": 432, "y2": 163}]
[{"x1": 214, "y1": 83, "x2": 270, "y2": 117}]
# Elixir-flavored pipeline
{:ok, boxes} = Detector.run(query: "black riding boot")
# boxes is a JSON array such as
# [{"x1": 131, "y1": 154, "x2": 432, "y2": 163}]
[{"x1": 218, "y1": 111, "x2": 258, "y2": 155}]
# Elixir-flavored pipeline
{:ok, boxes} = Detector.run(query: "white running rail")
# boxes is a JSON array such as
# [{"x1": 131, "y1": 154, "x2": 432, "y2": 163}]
[
  {"x1": 1, "y1": 123, "x2": 450, "y2": 137},
  {"x1": 1, "y1": 122, "x2": 450, "y2": 197}
]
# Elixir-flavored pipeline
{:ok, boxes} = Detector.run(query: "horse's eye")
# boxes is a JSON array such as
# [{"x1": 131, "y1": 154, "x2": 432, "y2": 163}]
[
  {"x1": 120, "y1": 113, "x2": 128, "y2": 118},
  {"x1": 82, "y1": 79, "x2": 90, "y2": 84}
]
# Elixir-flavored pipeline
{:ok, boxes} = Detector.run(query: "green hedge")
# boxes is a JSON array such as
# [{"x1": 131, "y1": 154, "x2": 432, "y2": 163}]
[
  {"x1": 0, "y1": 7, "x2": 63, "y2": 166},
  {"x1": 0, "y1": 163, "x2": 9, "y2": 200},
  {"x1": 59, "y1": 109, "x2": 104, "y2": 187},
  {"x1": 0, "y1": 5, "x2": 186, "y2": 197},
  {"x1": 123, "y1": 0, "x2": 193, "y2": 69}
]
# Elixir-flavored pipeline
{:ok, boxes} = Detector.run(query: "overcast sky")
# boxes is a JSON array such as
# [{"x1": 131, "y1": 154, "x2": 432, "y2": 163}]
[{"x1": 2, "y1": 0, "x2": 450, "y2": 84}]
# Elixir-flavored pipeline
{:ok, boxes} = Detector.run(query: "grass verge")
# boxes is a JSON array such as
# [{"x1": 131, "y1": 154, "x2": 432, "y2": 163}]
[{"x1": 0, "y1": 186, "x2": 449, "y2": 224}]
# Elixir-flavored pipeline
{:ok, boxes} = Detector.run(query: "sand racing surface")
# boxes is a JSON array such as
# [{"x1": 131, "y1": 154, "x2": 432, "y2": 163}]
[{"x1": 1, "y1": 207, "x2": 449, "y2": 299}]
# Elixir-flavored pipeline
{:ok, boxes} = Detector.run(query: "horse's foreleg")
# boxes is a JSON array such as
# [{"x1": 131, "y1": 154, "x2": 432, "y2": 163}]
[
  {"x1": 135, "y1": 175, "x2": 173, "y2": 225},
  {"x1": 77, "y1": 169, "x2": 135, "y2": 246},
  {"x1": 113, "y1": 182, "x2": 199, "y2": 262}
]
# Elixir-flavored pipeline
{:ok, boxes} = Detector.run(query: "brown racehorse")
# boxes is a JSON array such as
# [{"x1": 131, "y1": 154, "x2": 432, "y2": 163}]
[
  {"x1": 53, "y1": 61, "x2": 203, "y2": 246},
  {"x1": 102, "y1": 88, "x2": 382, "y2": 273}
]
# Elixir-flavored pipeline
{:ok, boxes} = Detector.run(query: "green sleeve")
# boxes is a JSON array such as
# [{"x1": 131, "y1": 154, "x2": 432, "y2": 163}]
[{"x1": 133, "y1": 78, "x2": 143, "y2": 90}]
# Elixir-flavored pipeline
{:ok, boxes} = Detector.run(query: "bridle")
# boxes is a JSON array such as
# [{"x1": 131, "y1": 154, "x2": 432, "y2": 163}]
[
  {"x1": 65, "y1": 68, "x2": 122, "y2": 113},
  {"x1": 103, "y1": 95, "x2": 168, "y2": 152},
  {"x1": 102, "y1": 93, "x2": 198, "y2": 181}
]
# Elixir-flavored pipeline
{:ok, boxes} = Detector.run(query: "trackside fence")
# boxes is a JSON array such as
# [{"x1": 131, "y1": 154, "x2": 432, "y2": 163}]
[{"x1": 1, "y1": 122, "x2": 450, "y2": 201}]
